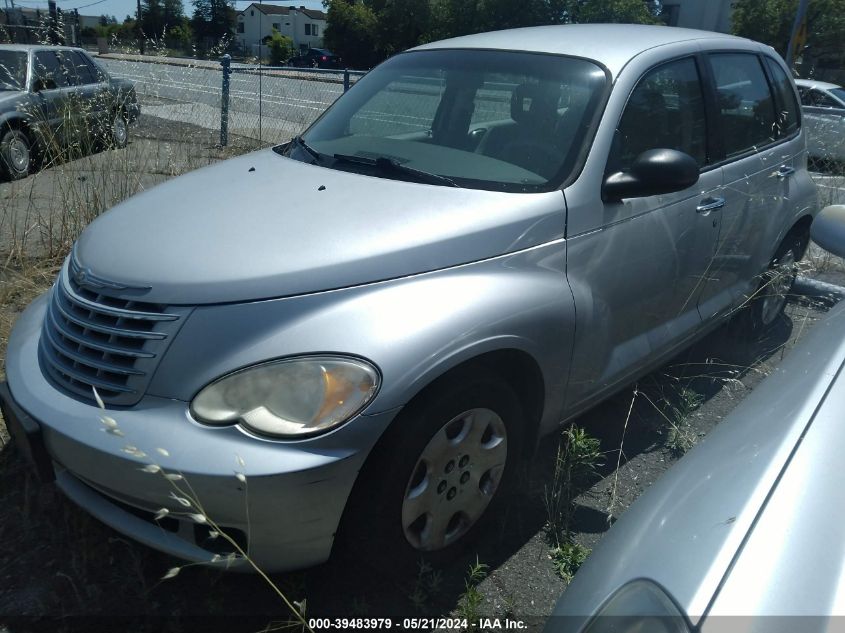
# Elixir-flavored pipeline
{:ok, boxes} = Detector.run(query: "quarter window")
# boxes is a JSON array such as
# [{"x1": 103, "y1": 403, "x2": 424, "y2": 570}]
[
  {"x1": 709, "y1": 53, "x2": 777, "y2": 158},
  {"x1": 764, "y1": 58, "x2": 799, "y2": 137},
  {"x1": 610, "y1": 57, "x2": 707, "y2": 173}
]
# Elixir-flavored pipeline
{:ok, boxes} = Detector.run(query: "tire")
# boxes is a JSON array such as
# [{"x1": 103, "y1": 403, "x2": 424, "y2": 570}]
[
  {"x1": 743, "y1": 234, "x2": 802, "y2": 333},
  {"x1": 339, "y1": 368, "x2": 524, "y2": 574},
  {"x1": 0, "y1": 128, "x2": 32, "y2": 181},
  {"x1": 110, "y1": 110, "x2": 129, "y2": 149}
]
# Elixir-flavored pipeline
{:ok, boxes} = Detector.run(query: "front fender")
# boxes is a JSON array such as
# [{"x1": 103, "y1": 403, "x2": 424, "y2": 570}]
[{"x1": 148, "y1": 240, "x2": 575, "y2": 433}]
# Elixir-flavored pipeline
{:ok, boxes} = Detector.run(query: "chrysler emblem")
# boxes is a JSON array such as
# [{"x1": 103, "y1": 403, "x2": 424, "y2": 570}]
[{"x1": 72, "y1": 265, "x2": 150, "y2": 291}]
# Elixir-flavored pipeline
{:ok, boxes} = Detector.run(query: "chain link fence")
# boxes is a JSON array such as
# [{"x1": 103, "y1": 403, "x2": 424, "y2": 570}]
[{"x1": 99, "y1": 55, "x2": 365, "y2": 146}]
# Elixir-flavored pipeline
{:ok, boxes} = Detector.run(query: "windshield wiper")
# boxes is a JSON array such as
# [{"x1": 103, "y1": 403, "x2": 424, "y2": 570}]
[{"x1": 333, "y1": 153, "x2": 460, "y2": 188}]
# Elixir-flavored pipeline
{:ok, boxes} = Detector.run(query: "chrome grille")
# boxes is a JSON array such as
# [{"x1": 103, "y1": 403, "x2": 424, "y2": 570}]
[{"x1": 39, "y1": 259, "x2": 190, "y2": 406}]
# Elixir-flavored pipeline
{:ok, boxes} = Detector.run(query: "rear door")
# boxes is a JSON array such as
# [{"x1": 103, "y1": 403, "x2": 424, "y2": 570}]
[{"x1": 695, "y1": 52, "x2": 801, "y2": 320}]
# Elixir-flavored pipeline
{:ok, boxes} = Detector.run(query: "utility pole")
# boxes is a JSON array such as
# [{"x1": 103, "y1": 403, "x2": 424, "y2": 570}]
[
  {"x1": 137, "y1": 0, "x2": 144, "y2": 54},
  {"x1": 47, "y1": 0, "x2": 58, "y2": 44},
  {"x1": 786, "y1": 0, "x2": 810, "y2": 69}
]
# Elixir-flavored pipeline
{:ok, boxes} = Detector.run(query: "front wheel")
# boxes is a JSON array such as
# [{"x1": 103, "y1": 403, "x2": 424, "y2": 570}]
[
  {"x1": 0, "y1": 129, "x2": 31, "y2": 180},
  {"x1": 340, "y1": 370, "x2": 523, "y2": 573}
]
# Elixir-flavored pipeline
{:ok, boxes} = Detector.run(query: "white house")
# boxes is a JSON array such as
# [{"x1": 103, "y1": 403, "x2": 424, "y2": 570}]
[
  {"x1": 236, "y1": 3, "x2": 327, "y2": 57},
  {"x1": 660, "y1": 0, "x2": 736, "y2": 33}
]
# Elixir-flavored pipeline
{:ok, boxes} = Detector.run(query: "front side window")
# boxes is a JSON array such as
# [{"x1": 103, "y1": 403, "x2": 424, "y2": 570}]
[
  {"x1": 764, "y1": 57, "x2": 799, "y2": 137},
  {"x1": 0, "y1": 51, "x2": 27, "y2": 91},
  {"x1": 298, "y1": 49, "x2": 607, "y2": 192},
  {"x1": 709, "y1": 53, "x2": 777, "y2": 158},
  {"x1": 33, "y1": 51, "x2": 69, "y2": 89},
  {"x1": 609, "y1": 57, "x2": 707, "y2": 174}
]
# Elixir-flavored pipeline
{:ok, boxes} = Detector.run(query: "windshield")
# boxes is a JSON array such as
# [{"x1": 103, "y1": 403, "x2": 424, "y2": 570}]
[
  {"x1": 831, "y1": 87, "x2": 845, "y2": 105},
  {"x1": 0, "y1": 51, "x2": 27, "y2": 91},
  {"x1": 297, "y1": 49, "x2": 607, "y2": 192}
]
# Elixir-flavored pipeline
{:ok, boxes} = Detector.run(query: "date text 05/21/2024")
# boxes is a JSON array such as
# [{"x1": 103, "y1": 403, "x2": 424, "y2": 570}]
[{"x1": 308, "y1": 619, "x2": 529, "y2": 630}]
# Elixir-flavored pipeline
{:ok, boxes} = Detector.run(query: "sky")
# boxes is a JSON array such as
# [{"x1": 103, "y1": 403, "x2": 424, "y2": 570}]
[{"x1": 6, "y1": 0, "x2": 327, "y2": 23}]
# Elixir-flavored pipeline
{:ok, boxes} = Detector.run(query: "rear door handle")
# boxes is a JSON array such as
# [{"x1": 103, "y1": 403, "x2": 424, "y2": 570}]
[
  {"x1": 776, "y1": 166, "x2": 796, "y2": 179},
  {"x1": 696, "y1": 197, "x2": 726, "y2": 214}
]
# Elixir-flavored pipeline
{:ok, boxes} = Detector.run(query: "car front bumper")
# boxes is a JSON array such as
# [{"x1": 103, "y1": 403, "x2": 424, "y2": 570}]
[{"x1": 2, "y1": 293, "x2": 399, "y2": 573}]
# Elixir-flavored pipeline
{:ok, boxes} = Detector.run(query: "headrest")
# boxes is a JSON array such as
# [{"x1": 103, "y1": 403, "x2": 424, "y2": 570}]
[{"x1": 511, "y1": 82, "x2": 559, "y2": 125}]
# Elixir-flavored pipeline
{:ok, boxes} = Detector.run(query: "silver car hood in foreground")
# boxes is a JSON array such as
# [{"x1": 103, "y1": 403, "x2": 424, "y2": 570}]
[
  {"x1": 75, "y1": 150, "x2": 565, "y2": 305},
  {"x1": 552, "y1": 301, "x2": 845, "y2": 625}
]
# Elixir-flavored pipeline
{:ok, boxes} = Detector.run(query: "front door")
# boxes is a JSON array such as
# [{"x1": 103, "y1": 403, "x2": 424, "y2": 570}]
[{"x1": 566, "y1": 56, "x2": 721, "y2": 407}]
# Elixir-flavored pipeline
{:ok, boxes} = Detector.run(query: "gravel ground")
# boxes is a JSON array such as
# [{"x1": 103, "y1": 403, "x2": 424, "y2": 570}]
[{"x1": 1, "y1": 117, "x2": 844, "y2": 632}]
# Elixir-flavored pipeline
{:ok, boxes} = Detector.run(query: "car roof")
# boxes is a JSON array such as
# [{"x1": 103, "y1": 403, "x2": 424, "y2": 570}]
[
  {"x1": 0, "y1": 43, "x2": 87, "y2": 53},
  {"x1": 413, "y1": 24, "x2": 756, "y2": 77},
  {"x1": 795, "y1": 78, "x2": 842, "y2": 90}
]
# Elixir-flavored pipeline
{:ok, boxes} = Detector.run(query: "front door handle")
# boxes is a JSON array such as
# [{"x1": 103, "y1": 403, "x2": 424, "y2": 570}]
[
  {"x1": 776, "y1": 165, "x2": 796, "y2": 179},
  {"x1": 696, "y1": 197, "x2": 726, "y2": 214}
]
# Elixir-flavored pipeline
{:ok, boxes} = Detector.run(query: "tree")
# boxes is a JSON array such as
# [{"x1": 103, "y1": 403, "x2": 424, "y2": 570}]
[
  {"x1": 267, "y1": 28, "x2": 295, "y2": 64},
  {"x1": 140, "y1": 0, "x2": 165, "y2": 37},
  {"x1": 376, "y1": 0, "x2": 432, "y2": 55},
  {"x1": 732, "y1": 0, "x2": 845, "y2": 69},
  {"x1": 566, "y1": 0, "x2": 661, "y2": 24},
  {"x1": 324, "y1": 0, "x2": 661, "y2": 69},
  {"x1": 323, "y1": 0, "x2": 379, "y2": 68},
  {"x1": 191, "y1": 0, "x2": 234, "y2": 52},
  {"x1": 164, "y1": 0, "x2": 184, "y2": 28}
]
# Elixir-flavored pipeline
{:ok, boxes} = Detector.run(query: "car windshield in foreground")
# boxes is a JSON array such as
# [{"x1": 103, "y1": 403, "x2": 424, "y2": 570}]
[
  {"x1": 0, "y1": 51, "x2": 27, "y2": 91},
  {"x1": 294, "y1": 49, "x2": 607, "y2": 192},
  {"x1": 830, "y1": 87, "x2": 845, "y2": 104}
]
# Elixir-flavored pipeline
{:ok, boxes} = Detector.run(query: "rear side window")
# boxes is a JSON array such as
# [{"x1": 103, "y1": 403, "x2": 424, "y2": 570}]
[
  {"x1": 709, "y1": 53, "x2": 777, "y2": 158},
  {"x1": 58, "y1": 51, "x2": 97, "y2": 85},
  {"x1": 764, "y1": 57, "x2": 799, "y2": 137},
  {"x1": 805, "y1": 89, "x2": 841, "y2": 108},
  {"x1": 68, "y1": 52, "x2": 97, "y2": 84},
  {"x1": 609, "y1": 57, "x2": 708, "y2": 173}
]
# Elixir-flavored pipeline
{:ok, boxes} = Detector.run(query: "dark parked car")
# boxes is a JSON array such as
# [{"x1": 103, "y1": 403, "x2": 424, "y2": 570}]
[
  {"x1": 289, "y1": 48, "x2": 341, "y2": 69},
  {"x1": 0, "y1": 44, "x2": 140, "y2": 180}
]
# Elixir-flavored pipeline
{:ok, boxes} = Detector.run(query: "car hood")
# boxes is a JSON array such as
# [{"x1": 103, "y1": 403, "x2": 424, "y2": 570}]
[{"x1": 75, "y1": 149, "x2": 565, "y2": 305}]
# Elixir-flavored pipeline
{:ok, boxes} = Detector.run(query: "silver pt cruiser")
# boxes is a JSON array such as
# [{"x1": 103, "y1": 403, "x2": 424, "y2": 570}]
[{"x1": 0, "y1": 25, "x2": 818, "y2": 573}]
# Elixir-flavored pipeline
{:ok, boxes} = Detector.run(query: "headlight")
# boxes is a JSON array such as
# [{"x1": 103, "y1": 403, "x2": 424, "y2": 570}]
[
  {"x1": 582, "y1": 580, "x2": 691, "y2": 633},
  {"x1": 190, "y1": 356, "x2": 379, "y2": 438}
]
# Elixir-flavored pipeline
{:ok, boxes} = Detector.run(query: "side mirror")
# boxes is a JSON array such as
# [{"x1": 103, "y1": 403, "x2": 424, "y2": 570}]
[
  {"x1": 603, "y1": 149, "x2": 700, "y2": 202},
  {"x1": 811, "y1": 205, "x2": 845, "y2": 258}
]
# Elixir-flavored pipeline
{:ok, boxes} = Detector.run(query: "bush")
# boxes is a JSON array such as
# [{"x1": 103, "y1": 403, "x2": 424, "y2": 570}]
[{"x1": 267, "y1": 28, "x2": 294, "y2": 66}]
